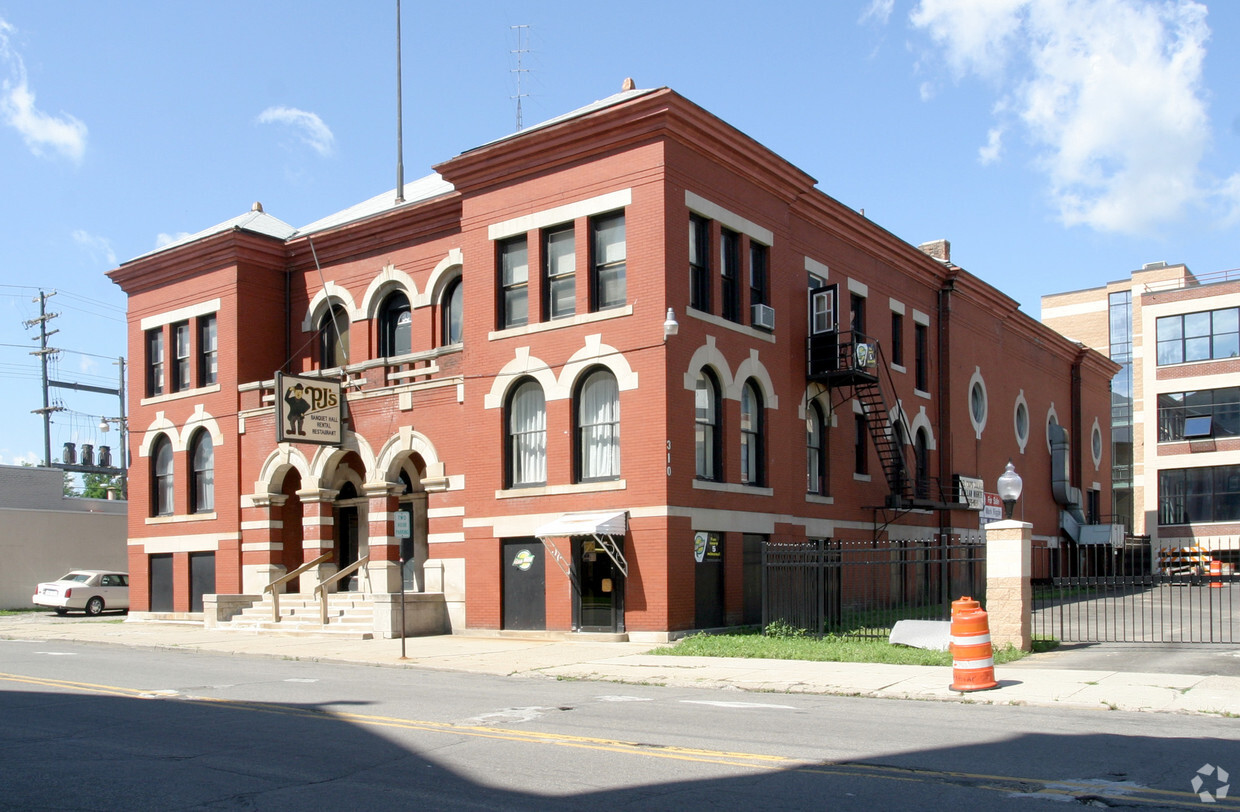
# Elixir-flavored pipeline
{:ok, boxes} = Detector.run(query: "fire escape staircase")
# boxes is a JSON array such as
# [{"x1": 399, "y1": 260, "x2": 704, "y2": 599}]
[{"x1": 808, "y1": 330, "x2": 962, "y2": 511}]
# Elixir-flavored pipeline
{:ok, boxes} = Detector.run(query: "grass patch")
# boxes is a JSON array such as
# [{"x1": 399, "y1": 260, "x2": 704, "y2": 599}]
[
  {"x1": 0, "y1": 607, "x2": 45, "y2": 616},
  {"x1": 650, "y1": 628, "x2": 1034, "y2": 666}
]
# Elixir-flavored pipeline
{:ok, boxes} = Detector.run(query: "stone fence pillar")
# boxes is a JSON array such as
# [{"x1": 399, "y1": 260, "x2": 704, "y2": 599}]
[{"x1": 984, "y1": 519, "x2": 1032, "y2": 651}]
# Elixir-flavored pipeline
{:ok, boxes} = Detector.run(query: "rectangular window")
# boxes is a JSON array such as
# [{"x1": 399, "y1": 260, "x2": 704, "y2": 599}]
[
  {"x1": 172, "y1": 321, "x2": 190, "y2": 392},
  {"x1": 146, "y1": 328, "x2": 165, "y2": 397},
  {"x1": 591, "y1": 211, "x2": 626, "y2": 311},
  {"x1": 689, "y1": 215, "x2": 711, "y2": 312},
  {"x1": 1156, "y1": 307, "x2": 1240, "y2": 365},
  {"x1": 850, "y1": 293, "x2": 866, "y2": 338},
  {"x1": 1157, "y1": 387, "x2": 1240, "y2": 441},
  {"x1": 720, "y1": 228, "x2": 741, "y2": 322},
  {"x1": 198, "y1": 315, "x2": 218, "y2": 386},
  {"x1": 890, "y1": 311, "x2": 904, "y2": 366},
  {"x1": 1159, "y1": 465, "x2": 1240, "y2": 525},
  {"x1": 749, "y1": 242, "x2": 768, "y2": 306},
  {"x1": 544, "y1": 226, "x2": 575, "y2": 320},
  {"x1": 854, "y1": 413, "x2": 869, "y2": 475},
  {"x1": 500, "y1": 236, "x2": 529, "y2": 329},
  {"x1": 914, "y1": 323, "x2": 929, "y2": 392}
]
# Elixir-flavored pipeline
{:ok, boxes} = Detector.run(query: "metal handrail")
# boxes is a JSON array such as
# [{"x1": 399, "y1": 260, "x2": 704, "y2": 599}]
[
  {"x1": 313, "y1": 556, "x2": 371, "y2": 625},
  {"x1": 263, "y1": 552, "x2": 332, "y2": 623}
]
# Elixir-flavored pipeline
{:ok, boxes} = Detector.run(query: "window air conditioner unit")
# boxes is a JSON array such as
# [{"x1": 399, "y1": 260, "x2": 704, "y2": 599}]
[{"x1": 751, "y1": 303, "x2": 775, "y2": 331}]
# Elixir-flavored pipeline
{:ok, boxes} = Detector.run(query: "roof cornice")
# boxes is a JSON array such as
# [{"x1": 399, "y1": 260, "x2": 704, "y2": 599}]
[{"x1": 107, "y1": 230, "x2": 286, "y2": 296}]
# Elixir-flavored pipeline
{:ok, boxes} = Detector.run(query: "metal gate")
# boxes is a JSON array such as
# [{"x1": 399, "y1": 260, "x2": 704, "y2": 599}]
[
  {"x1": 763, "y1": 535, "x2": 984, "y2": 639},
  {"x1": 1033, "y1": 545, "x2": 1238, "y2": 643}
]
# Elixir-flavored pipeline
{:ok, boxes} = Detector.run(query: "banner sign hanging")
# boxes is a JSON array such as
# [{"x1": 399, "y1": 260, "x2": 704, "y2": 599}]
[{"x1": 275, "y1": 372, "x2": 343, "y2": 446}]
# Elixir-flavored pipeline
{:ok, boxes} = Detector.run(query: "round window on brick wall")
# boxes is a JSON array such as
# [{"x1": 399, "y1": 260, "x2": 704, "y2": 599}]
[
  {"x1": 970, "y1": 381, "x2": 987, "y2": 424},
  {"x1": 1015, "y1": 401, "x2": 1029, "y2": 445}
]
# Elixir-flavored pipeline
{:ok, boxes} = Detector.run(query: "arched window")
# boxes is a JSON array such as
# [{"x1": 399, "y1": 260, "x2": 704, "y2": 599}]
[
  {"x1": 151, "y1": 435, "x2": 174, "y2": 517},
  {"x1": 380, "y1": 291, "x2": 412, "y2": 358},
  {"x1": 914, "y1": 428, "x2": 930, "y2": 499},
  {"x1": 807, "y1": 401, "x2": 828, "y2": 495},
  {"x1": 319, "y1": 305, "x2": 350, "y2": 369},
  {"x1": 695, "y1": 370, "x2": 721, "y2": 481},
  {"x1": 507, "y1": 379, "x2": 546, "y2": 487},
  {"x1": 189, "y1": 430, "x2": 214, "y2": 514},
  {"x1": 577, "y1": 369, "x2": 619, "y2": 482},
  {"x1": 740, "y1": 380, "x2": 764, "y2": 486},
  {"x1": 442, "y1": 277, "x2": 463, "y2": 346}
]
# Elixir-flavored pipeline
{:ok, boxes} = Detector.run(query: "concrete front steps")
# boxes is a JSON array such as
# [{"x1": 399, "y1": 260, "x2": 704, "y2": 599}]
[{"x1": 219, "y1": 592, "x2": 376, "y2": 639}]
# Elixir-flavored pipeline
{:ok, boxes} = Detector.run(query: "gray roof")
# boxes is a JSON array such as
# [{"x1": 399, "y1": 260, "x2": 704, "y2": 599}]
[
  {"x1": 294, "y1": 172, "x2": 455, "y2": 237},
  {"x1": 127, "y1": 207, "x2": 298, "y2": 263},
  {"x1": 465, "y1": 86, "x2": 663, "y2": 154}
]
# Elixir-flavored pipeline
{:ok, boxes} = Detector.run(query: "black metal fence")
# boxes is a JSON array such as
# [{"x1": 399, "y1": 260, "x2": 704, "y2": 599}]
[
  {"x1": 762, "y1": 535, "x2": 985, "y2": 639},
  {"x1": 1033, "y1": 545, "x2": 1238, "y2": 643}
]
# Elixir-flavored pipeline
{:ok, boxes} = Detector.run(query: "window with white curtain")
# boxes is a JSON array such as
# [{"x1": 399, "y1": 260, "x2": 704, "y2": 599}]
[
  {"x1": 695, "y1": 370, "x2": 720, "y2": 480},
  {"x1": 190, "y1": 430, "x2": 214, "y2": 513},
  {"x1": 507, "y1": 379, "x2": 546, "y2": 487},
  {"x1": 591, "y1": 211, "x2": 626, "y2": 311},
  {"x1": 740, "y1": 380, "x2": 764, "y2": 485},
  {"x1": 151, "y1": 434, "x2": 174, "y2": 517},
  {"x1": 442, "y1": 276, "x2": 463, "y2": 345},
  {"x1": 501, "y1": 236, "x2": 529, "y2": 328},
  {"x1": 807, "y1": 401, "x2": 827, "y2": 495},
  {"x1": 544, "y1": 225, "x2": 576, "y2": 320},
  {"x1": 577, "y1": 369, "x2": 619, "y2": 481}
]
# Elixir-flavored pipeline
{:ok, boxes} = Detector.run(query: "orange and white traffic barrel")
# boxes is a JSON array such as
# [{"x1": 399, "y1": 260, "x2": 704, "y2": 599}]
[
  {"x1": 1210, "y1": 560, "x2": 1223, "y2": 589},
  {"x1": 949, "y1": 606, "x2": 998, "y2": 692}
]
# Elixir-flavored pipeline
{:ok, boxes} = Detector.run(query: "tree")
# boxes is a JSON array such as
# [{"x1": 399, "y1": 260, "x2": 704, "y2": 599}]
[{"x1": 81, "y1": 472, "x2": 122, "y2": 500}]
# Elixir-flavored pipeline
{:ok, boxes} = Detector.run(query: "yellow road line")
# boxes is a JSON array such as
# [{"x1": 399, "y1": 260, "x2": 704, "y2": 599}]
[{"x1": 1, "y1": 671, "x2": 1223, "y2": 808}]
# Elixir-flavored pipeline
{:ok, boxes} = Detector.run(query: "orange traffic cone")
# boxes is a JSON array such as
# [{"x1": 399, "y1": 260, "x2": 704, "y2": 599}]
[
  {"x1": 950, "y1": 606, "x2": 998, "y2": 692},
  {"x1": 952, "y1": 596, "x2": 981, "y2": 616},
  {"x1": 1210, "y1": 560, "x2": 1223, "y2": 589}
]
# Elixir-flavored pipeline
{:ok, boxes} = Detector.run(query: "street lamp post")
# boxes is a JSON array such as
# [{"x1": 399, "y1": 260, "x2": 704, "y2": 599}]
[{"x1": 997, "y1": 459, "x2": 1023, "y2": 520}]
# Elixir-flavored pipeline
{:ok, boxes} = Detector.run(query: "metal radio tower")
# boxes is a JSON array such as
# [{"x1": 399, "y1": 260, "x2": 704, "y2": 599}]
[{"x1": 510, "y1": 24, "x2": 531, "y2": 131}]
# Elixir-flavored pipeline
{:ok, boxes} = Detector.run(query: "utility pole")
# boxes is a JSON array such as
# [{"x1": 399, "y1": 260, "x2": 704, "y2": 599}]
[
  {"x1": 25, "y1": 290, "x2": 61, "y2": 466},
  {"x1": 510, "y1": 24, "x2": 530, "y2": 131},
  {"x1": 25, "y1": 289, "x2": 128, "y2": 495}
]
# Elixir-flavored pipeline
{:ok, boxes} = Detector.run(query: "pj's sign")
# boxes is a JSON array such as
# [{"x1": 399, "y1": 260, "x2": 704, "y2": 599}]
[{"x1": 275, "y1": 372, "x2": 344, "y2": 446}]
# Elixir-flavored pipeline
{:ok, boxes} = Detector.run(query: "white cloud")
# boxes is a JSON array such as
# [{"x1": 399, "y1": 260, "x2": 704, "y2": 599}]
[
  {"x1": 155, "y1": 231, "x2": 192, "y2": 249},
  {"x1": 1216, "y1": 173, "x2": 1240, "y2": 229},
  {"x1": 0, "y1": 18, "x2": 88, "y2": 162},
  {"x1": 71, "y1": 229, "x2": 117, "y2": 266},
  {"x1": 979, "y1": 127, "x2": 1004, "y2": 165},
  {"x1": 859, "y1": 0, "x2": 895, "y2": 25},
  {"x1": 910, "y1": 0, "x2": 1224, "y2": 235},
  {"x1": 910, "y1": 0, "x2": 1028, "y2": 80},
  {"x1": 256, "y1": 106, "x2": 335, "y2": 157}
]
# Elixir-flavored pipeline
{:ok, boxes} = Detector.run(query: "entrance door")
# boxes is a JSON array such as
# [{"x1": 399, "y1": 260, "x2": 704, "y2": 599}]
[
  {"x1": 694, "y1": 532, "x2": 725, "y2": 629},
  {"x1": 334, "y1": 482, "x2": 360, "y2": 592},
  {"x1": 502, "y1": 537, "x2": 546, "y2": 630},
  {"x1": 189, "y1": 552, "x2": 215, "y2": 613},
  {"x1": 808, "y1": 282, "x2": 839, "y2": 374},
  {"x1": 575, "y1": 537, "x2": 624, "y2": 632},
  {"x1": 149, "y1": 554, "x2": 173, "y2": 613}
]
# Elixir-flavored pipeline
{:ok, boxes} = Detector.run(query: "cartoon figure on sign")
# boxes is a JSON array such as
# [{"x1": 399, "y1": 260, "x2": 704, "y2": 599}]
[{"x1": 284, "y1": 384, "x2": 309, "y2": 436}]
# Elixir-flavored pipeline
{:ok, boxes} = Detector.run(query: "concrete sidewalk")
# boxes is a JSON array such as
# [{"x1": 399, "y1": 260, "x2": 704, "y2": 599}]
[{"x1": 1, "y1": 614, "x2": 1236, "y2": 717}]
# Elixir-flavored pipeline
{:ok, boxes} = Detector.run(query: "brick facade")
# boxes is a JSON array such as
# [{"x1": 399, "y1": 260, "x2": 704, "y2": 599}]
[{"x1": 108, "y1": 86, "x2": 1116, "y2": 637}]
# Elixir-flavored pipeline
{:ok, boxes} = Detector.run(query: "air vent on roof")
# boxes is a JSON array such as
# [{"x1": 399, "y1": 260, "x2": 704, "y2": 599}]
[{"x1": 1143, "y1": 261, "x2": 1166, "y2": 270}]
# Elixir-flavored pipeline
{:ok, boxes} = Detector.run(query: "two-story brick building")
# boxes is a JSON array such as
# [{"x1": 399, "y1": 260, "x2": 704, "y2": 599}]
[{"x1": 108, "y1": 84, "x2": 1117, "y2": 639}]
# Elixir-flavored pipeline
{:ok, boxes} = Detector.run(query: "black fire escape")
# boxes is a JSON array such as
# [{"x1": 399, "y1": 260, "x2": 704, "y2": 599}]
[{"x1": 808, "y1": 330, "x2": 961, "y2": 511}]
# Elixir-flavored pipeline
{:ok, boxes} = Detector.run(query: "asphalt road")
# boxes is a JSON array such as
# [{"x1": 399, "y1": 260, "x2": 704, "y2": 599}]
[{"x1": 1, "y1": 638, "x2": 1236, "y2": 810}]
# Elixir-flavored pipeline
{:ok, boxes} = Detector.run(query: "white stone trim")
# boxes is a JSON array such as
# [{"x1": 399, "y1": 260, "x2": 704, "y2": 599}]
[
  {"x1": 489, "y1": 189, "x2": 632, "y2": 240},
  {"x1": 685, "y1": 190, "x2": 774, "y2": 245},
  {"x1": 140, "y1": 298, "x2": 221, "y2": 331}
]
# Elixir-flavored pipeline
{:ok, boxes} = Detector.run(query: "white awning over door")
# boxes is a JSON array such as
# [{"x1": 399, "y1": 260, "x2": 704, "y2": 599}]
[{"x1": 534, "y1": 510, "x2": 629, "y2": 577}]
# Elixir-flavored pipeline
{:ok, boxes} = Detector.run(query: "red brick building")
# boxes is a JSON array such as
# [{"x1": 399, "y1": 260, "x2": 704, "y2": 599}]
[{"x1": 108, "y1": 85, "x2": 1117, "y2": 640}]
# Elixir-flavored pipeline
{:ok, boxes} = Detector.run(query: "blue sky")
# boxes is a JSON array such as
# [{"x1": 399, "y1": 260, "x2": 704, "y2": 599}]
[{"x1": 1, "y1": 0, "x2": 1237, "y2": 469}]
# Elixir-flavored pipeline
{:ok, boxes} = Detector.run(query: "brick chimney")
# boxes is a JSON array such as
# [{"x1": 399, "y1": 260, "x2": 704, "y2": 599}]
[{"x1": 918, "y1": 239, "x2": 951, "y2": 262}]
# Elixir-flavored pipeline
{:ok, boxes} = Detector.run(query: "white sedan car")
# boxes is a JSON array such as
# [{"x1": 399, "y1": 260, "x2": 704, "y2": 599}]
[{"x1": 33, "y1": 570, "x2": 129, "y2": 616}]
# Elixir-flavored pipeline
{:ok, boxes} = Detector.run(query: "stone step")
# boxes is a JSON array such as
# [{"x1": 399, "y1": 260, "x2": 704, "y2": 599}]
[{"x1": 219, "y1": 593, "x2": 377, "y2": 638}]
